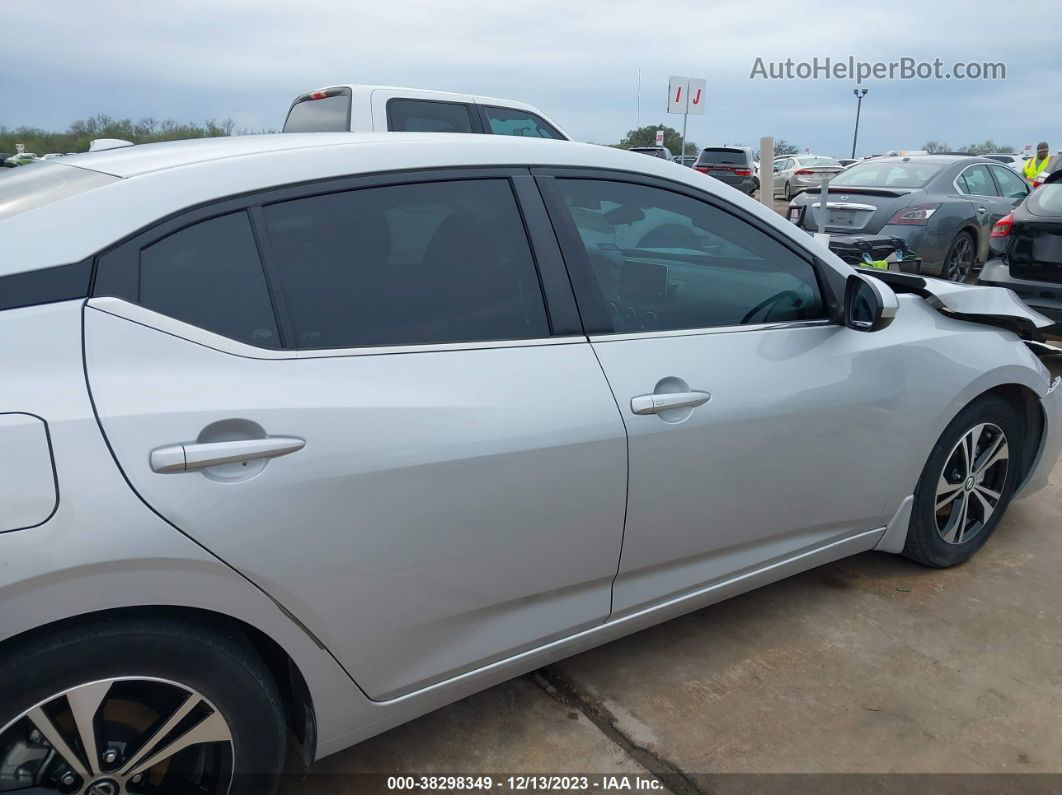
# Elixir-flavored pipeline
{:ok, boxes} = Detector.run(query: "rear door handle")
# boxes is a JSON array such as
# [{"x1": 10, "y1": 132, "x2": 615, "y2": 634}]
[
  {"x1": 150, "y1": 437, "x2": 305, "y2": 473},
  {"x1": 630, "y1": 391, "x2": 711, "y2": 415}
]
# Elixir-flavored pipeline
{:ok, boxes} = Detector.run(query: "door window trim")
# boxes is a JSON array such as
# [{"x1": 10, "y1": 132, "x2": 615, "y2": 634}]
[
  {"x1": 92, "y1": 167, "x2": 583, "y2": 351},
  {"x1": 532, "y1": 166, "x2": 840, "y2": 336}
]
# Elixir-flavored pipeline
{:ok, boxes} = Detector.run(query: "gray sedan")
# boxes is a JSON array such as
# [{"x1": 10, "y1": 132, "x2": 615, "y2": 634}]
[
  {"x1": 0, "y1": 135, "x2": 1059, "y2": 794},
  {"x1": 788, "y1": 155, "x2": 1032, "y2": 281}
]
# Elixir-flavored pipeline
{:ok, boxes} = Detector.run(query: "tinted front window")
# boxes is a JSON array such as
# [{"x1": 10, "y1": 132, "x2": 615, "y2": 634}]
[
  {"x1": 483, "y1": 106, "x2": 563, "y2": 139},
  {"x1": 138, "y1": 212, "x2": 281, "y2": 347},
  {"x1": 991, "y1": 165, "x2": 1030, "y2": 199},
  {"x1": 262, "y1": 179, "x2": 549, "y2": 348},
  {"x1": 830, "y1": 161, "x2": 944, "y2": 188},
  {"x1": 283, "y1": 94, "x2": 351, "y2": 132},
  {"x1": 387, "y1": 100, "x2": 475, "y2": 133},
  {"x1": 697, "y1": 149, "x2": 746, "y2": 165},
  {"x1": 555, "y1": 179, "x2": 825, "y2": 333},
  {"x1": 957, "y1": 165, "x2": 998, "y2": 196}
]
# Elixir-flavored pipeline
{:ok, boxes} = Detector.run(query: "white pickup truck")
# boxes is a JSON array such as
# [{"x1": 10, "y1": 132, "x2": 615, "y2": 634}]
[{"x1": 283, "y1": 85, "x2": 572, "y2": 140}]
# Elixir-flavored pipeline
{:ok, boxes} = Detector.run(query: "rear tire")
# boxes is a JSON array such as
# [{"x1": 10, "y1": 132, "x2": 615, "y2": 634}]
[
  {"x1": 943, "y1": 230, "x2": 976, "y2": 282},
  {"x1": 903, "y1": 395, "x2": 1023, "y2": 567},
  {"x1": 0, "y1": 616, "x2": 286, "y2": 795}
]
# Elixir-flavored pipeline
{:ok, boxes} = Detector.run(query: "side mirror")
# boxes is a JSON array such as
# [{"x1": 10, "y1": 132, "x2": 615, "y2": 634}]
[{"x1": 844, "y1": 273, "x2": 899, "y2": 332}]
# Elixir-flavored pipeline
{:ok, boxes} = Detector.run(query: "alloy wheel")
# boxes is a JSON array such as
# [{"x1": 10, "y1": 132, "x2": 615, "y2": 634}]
[
  {"x1": 0, "y1": 677, "x2": 233, "y2": 794},
  {"x1": 934, "y1": 422, "x2": 1009, "y2": 545},
  {"x1": 945, "y1": 235, "x2": 974, "y2": 282}
]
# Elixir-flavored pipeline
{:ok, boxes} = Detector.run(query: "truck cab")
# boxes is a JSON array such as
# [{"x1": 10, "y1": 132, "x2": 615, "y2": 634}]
[{"x1": 283, "y1": 85, "x2": 572, "y2": 140}]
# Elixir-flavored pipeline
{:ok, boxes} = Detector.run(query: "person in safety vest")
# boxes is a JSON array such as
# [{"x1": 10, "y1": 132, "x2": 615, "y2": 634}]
[{"x1": 1024, "y1": 142, "x2": 1051, "y2": 181}]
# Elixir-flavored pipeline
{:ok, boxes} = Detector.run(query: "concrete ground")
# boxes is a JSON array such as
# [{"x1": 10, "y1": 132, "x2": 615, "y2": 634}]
[{"x1": 280, "y1": 197, "x2": 1062, "y2": 793}]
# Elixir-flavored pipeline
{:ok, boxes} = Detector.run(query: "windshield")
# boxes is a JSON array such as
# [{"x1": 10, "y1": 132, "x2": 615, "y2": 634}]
[
  {"x1": 697, "y1": 149, "x2": 746, "y2": 165},
  {"x1": 829, "y1": 160, "x2": 944, "y2": 188},
  {"x1": 797, "y1": 156, "x2": 839, "y2": 167},
  {"x1": 0, "y1": 163, "x2": 118, "y2": 222}
]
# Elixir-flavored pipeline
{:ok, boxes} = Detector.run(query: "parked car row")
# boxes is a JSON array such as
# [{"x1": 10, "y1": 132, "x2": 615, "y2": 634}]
[{"x1": 980, "y1": 169, "x2": 1062, "y2": 333}]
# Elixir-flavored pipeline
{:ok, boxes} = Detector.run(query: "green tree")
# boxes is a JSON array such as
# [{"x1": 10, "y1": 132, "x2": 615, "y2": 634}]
[
  {"x1": 617, "y1": 124, "x2": 697, "y2": 157},
  {"x1": 0, "y1": 114, "x2": 252, "y2": 157},
  {"x1": 924, "y1": 140, "x2": 951, "y2": 153},
  {"x1": 959, "y1": 139, "x2": 1013, "y2": 155}
]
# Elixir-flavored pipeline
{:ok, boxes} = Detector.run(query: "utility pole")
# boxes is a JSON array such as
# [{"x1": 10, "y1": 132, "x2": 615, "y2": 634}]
[{"x1": 851, "y1": 88, "x2": 868, "y2": 159}]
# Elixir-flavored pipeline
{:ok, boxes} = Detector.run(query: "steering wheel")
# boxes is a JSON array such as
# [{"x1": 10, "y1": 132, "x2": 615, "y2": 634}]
[{"x1": 740, "y1": 290, "x2": 802, "y2": 325}]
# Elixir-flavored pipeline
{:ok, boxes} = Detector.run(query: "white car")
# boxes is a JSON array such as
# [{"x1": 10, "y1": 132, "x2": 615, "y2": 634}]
[
  {"x1": 772, "y1": 154, "x2": 845, "y2": 199},
  {"x1": 0, "y1": 134, "x2": 1059, "y2": 794},
  {"x1": 984, "y1": 153, "x2": 1028, "y2": 174},
  {"x1": 283, "y1": 84, "x2": 572, "y2": 140}
]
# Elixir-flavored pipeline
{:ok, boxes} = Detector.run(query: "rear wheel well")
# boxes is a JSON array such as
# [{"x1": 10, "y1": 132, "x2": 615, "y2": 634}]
[{"x1": 0, "y1": 605, "x2": 316, "y2": 769}]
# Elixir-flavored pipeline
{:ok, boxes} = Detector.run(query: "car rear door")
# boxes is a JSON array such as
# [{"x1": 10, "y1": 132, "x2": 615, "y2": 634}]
[
  {"x1": 956, "y1": 163, "x2": 1007, "y2": 259},
  {"x1": 537, "y1": 170, "x2": 898, "y2": 617},
  {"x1": 84, "y1": 170, "x2": 628, "y2": 700}
]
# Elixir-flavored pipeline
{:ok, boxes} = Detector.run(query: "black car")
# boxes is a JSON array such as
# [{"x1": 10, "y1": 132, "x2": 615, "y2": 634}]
[
  {"x1": 0, "y1": 154, "x2": 15, "y2": 168},
  {"x1": 787, "y1": 155, "x2": 1031, "y2": 281},
  {"x1": 978, "y1": 170, "x2": 1062, "y2": 332},
  {"x1": 693, "y1": 146, "x2": 757, "y2": 196}
]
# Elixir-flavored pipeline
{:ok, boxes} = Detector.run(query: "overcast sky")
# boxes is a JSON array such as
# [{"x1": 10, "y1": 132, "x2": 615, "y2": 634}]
[{"x1": 3, "y1": 0, "x2": 1060, "y2": 157}]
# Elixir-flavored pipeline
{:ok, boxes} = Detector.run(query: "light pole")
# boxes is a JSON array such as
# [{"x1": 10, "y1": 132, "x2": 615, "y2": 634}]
[{"x1": 851, "y1": 88, "x2": 868, "y2": 159}]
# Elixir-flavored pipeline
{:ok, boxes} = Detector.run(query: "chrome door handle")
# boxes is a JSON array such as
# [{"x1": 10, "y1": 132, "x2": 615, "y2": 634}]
[
  {"x1": 976, "y1": 207, "x2": 987, "y2": 213},
  {"x1": 150, "y1": 437, "x2": 305, "y2": 473},
  {"x1": 630, "y1": 391, "x2": 711, "y2": 415}
]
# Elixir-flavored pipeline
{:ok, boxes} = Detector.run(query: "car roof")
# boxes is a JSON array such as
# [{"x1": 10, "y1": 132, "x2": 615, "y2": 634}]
[
  {"x1": 303, "y1": 84, "x2": 550, "y2": 114},
  {"x1": 10, "y1": 132, "x2": 799, "y2": 276},
  {"x1": 849, "y1": 154, "x2": 991, "y2": 165}
]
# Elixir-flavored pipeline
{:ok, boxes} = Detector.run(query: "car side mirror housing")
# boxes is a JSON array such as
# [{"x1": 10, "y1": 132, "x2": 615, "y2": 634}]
[{"x1": 844, "y1": 272, "x2": 899, "y2": 332}]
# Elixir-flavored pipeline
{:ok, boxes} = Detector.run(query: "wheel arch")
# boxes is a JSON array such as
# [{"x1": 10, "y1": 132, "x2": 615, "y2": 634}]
[
  {"x1": 877, "y1": 377, "x2": 1047, "y2": 554},
  {"x1": 0, "y1": 604, "x2": 319, "y2": 770}
]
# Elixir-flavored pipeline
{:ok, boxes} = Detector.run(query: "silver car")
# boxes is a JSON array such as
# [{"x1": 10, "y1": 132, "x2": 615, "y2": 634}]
[
  {"x1": 1, "y1": 135, "x2": 1060, "y2": 794},
  {"x1": 773, "y1": 154, "x2": 845, "y2": 199}
]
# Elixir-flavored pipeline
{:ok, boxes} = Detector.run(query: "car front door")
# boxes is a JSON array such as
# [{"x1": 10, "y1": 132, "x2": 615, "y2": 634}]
[
  {"x1": 537, "y1": 172, "x2": 899, "y2": 616},
  {"x1": 989, "y1": 164, "x2": 1032, "y2": 213},
  {"x1": 84, "y1": 172, "x2": 628, "y2": 700}
]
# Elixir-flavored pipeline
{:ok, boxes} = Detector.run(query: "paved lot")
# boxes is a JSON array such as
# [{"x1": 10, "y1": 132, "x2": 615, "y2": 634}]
[{"x1": 281, "y1": 360, "x2": 1062, "y2": 794}]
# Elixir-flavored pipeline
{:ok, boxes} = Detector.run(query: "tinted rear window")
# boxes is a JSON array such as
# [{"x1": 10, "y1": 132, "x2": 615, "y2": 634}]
[
  {"x1": 830, "y1": 161, "x2": 944, "y2": 188},
  {"x1": 1029, "y1": 184, "x2": 1062, "y2": 216},
  {"x1": 387, "y1": 99, "x2": 475, "y2": 133},
  {"x1": 139, "y1": 212, "x2": 281, "y2": 347},
  {"x1": 283, "y1": 93, "x2": 351, "y2": 133},
  {"x1": 797, "y1": 156, "x2": 839, "y2": 167},
  {"x1": 262, "y1": 179, "x2": 549, "y2": 348},
  {"x1": 697, "y1": 149, "x2": 746, "y2": 165},
  {"x1": 0, "y1": 163, "x2": 118, "y2": 222}
]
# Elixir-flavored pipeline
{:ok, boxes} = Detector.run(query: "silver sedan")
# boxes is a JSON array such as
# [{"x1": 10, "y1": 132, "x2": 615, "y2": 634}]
[{"x1": 0, "y1": 134, "x2": 1059, "y2": 794}]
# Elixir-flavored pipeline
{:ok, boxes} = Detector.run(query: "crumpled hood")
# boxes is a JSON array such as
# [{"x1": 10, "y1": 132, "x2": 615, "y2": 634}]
[{"x1": 859, "y1": 268, "x2": 1054, "y2": 336}]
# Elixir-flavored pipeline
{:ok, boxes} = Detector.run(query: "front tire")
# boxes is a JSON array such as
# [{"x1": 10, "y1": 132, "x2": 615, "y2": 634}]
[
  {"x1": 784, "y1": 181, "x2": 792, "y2": 201},
  {"x1": 0, "y1": 616, "x2": 286, "y2": 795},
  {"x1": 904, "y1": 395, "x2": 1022, "y2": 567}
]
